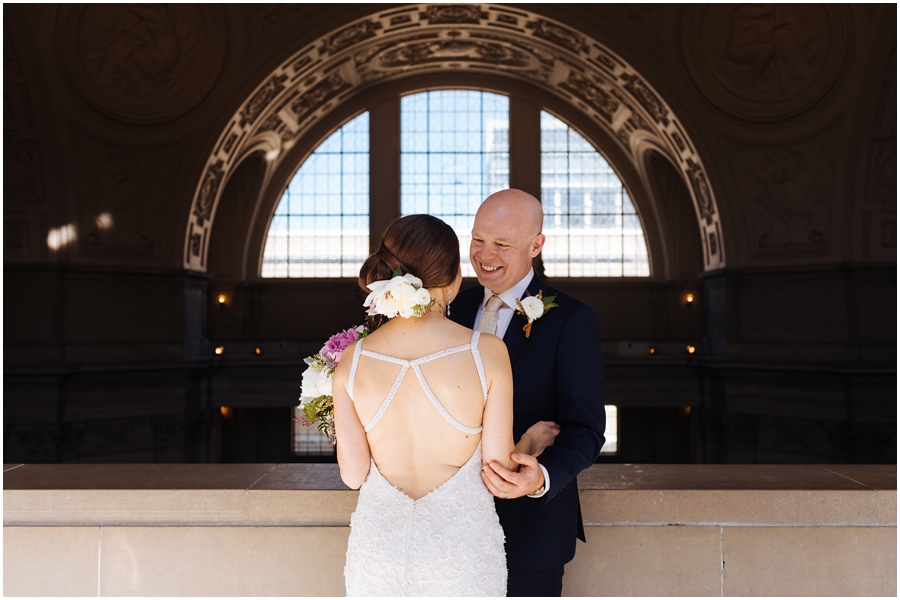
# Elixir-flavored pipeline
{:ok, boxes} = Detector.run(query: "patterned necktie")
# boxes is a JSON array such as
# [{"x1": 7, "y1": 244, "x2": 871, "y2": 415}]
[{"x1": 477, "y1": 295, "x2": 506, "y2": 336}]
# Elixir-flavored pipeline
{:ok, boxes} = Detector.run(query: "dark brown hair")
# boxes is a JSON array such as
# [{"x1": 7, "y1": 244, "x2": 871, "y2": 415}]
[{"x1": 359, "y1": 214, "x2": 460, "y2": 292}]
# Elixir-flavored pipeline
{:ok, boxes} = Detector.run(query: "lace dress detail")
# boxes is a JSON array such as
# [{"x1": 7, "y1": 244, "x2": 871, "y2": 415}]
[{"x1": 344, "y1": 331, "x2": 507, "y2": 597}]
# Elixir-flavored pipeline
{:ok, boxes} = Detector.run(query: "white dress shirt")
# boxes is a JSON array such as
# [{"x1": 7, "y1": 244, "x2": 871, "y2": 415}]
[{"x1": 474, "y1": 268, "x2": 550, "y2": 498}]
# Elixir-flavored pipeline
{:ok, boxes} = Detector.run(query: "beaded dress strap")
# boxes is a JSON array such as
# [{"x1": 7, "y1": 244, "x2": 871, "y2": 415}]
[
  {"x1": 346, "y1": 338, "x2": 364, "y2": 400},
  {"x1": 469, "y1": 331, "x2": 488, "y2": 405}
]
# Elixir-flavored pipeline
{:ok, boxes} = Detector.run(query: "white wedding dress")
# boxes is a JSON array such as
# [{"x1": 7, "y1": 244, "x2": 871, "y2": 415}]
[{"x1": 343, "y1": 331, "x2": 507, "y2": 597}]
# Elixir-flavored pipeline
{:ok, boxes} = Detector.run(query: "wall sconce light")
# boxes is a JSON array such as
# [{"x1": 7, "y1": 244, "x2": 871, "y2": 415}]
[
  {"x1": 255, "y1": 347, "x2": 262, "y2": 355},
  {"x1": 220, "y1": 406, "x2": 231, "y2": 418},
  {"x1": 682, "y1": 406, "x2": 691, "y2": 416},
  {"x1": 217, "y1": 294, "x2": 227, "y2": 306},
  {"x1": 685, "y1": 293, "x2": 695, "y2": 306},
  {"x1": 686, "y1": 345, "x2": 696, "y2": 354},
  {"x1": 215, "y1": 346, "x2": 224, "y2": 355},
  {"x1": 648, "y1": 347, "x2": 656, "y2": 355}
]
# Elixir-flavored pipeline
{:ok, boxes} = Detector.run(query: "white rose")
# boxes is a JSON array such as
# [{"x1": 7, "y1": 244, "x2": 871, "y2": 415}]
[
  {"x1": 401, "y1": 273, "x2": 423, "y2": 288},
  {"x1": 301, "y1": 365, "x2": 332, "y2": 398},
  {"x1": 414, "y1": 287, "x2": 431, "y2": 307},
  {"x1": 519, "y1": 296, "x2": 545, "y2": 321}
]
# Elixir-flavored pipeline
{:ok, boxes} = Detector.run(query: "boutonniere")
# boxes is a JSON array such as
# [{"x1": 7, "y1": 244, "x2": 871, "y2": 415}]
[{"x1": 514, "y1": 290, "x2": 558, "y2": 338}]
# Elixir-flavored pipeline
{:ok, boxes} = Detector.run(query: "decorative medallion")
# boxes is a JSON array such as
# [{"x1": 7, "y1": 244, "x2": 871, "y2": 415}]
[
  {"x1": 240, "y1": 75, "x2": 288, "y2": 127},
  {"x1": 193, "y1": 161, "x2": 224, "y2": 227},
  {"x1": 420, "y1": 5, "x2": 488, "y2": 25},
  {"x1": 526, "y1": 19, "x2": 589, "y2": 55},
  {"x1": 686, "y1": 159, "x2": 715, "y2": 221},
  {"x1": 320, "y1": 20, "x2": 382, "y2": 57},
  {"x1": 558, "y1": 71, "x2": 619, "y2": 124},
  {"x1": 682, "y1": 4, "x2": 847, "y2": 120},
  {"x1": 60, "y1": 4, "x2": 226, "y2": 124}
]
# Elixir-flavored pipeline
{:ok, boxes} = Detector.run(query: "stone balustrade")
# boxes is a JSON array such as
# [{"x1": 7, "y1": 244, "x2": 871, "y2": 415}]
[{"x1": 3, "y1": 463, "x2": 895, "y2": 596}]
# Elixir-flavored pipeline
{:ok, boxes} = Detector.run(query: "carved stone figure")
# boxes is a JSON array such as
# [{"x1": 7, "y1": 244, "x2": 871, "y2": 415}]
[
  {"x1": 683, "y1": 4, "x2": 842, "y2": 120},
  {"x1": 4, "y1": 134, "x2": 44, "y2": 214},
  {"x1": 85, "y1": 153, "x2": 152, "y2": 250},
  {"x1": 754, "y1": 150, "x2": 828, "y2": 248},
  {"x1": 66, "y1": 4, "x2": 225, "y2": 122}
]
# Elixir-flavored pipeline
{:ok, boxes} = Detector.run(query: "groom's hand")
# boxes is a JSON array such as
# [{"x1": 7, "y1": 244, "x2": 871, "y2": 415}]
[{"x1": 482, "y1": 452, "x2": 545, "y2": 500}]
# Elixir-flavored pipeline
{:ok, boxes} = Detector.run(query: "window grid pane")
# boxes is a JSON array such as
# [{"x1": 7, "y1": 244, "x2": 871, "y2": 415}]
[
  {"x1": 261, "y1": 112, "x2": 369, "y2": 278},
  {"x1": 540, "y1": 112, "x2": 650, "y2": 277},
  {"x1": 401, "y1": 91, "x2": 509, "y2": 277}
]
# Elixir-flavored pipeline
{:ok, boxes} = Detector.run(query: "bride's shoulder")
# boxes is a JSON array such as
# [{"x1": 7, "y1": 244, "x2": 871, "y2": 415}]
[{"x1": 472, "y1": 330, "x2": 508, "y2": 361}]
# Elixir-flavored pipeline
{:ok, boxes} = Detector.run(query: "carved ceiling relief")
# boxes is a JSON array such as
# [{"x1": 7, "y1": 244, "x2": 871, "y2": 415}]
[
  {"x1": 683, "y1": 4, "x2": 847, "y2": 120},
  {"x1": 60, "y1": 4, "x2": 226, "y2": 123},
  {"x1": 185, "y1": 4, "x2": 725, "y2": 271},
  {"x1": 863, "y1": 50, "x2": 897, "y2": 254},
  {"x1": 748, "y1": 142, "x2": 833, "y2": 254},
  {"x1": 4, "y1": 133, "x2": 45, "y2": 215},
  {"x1": 80, "y1": 152, "x2": 154, "y2": 255}
]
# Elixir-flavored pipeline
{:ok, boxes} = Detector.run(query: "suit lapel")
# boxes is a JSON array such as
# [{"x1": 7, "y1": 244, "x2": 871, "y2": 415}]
[{"x1": 502, "y1": 275, "x2": 548, "y2": 366}]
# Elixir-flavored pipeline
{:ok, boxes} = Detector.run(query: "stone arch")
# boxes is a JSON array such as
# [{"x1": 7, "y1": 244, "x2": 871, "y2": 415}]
[{"x1": 184, "y1": 3, "x2": 725, "y2": 273}]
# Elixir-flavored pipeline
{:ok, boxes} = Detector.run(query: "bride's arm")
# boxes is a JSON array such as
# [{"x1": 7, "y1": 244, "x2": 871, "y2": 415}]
[
  {"x1": 479, "y1": 334, "x2": 517, "y2": 473},
  {"x1": 332, "y1": 344, "x2": 371, "y2": 489}
]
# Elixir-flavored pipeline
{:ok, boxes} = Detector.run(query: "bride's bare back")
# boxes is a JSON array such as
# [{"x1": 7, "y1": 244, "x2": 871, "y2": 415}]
[{"x1": 333, "y1": 315, "x2": 515, "y2": 499}]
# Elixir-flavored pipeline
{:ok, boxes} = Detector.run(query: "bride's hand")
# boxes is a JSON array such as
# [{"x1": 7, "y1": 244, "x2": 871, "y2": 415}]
[{"x1": 516, "y1": 421, "x2": 560, "y2": 458}]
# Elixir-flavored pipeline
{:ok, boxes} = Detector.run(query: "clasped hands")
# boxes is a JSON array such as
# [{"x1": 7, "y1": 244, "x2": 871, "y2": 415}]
[{"x1": 481, "y1": 421, "x2": 559, "y2": 500}]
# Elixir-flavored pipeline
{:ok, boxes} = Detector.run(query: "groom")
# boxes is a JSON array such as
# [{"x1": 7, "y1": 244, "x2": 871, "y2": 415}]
[{"x1": 450, "y1": 189, "x2": 606, "y2": 596}]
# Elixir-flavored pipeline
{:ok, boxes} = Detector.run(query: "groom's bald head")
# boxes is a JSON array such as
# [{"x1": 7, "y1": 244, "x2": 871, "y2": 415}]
[
  {"x1": 478, "y1": 189, "x2": 544, "y2": 238},
  {"x1": 470, "y1": 189, "x2": 545, "y2": 294}
]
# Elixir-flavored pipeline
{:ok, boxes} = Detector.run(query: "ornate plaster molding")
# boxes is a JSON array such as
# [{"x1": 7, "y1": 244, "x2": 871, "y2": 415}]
[
  {"x1": 682, "y1": 4, "x2": 849, "y2": 121},
  {"x1": 58, "y1": 4, "x2": 226, "y2": 124},
  {"x1": 184, "y1": 4, "x2": 725, "y2": 272}
]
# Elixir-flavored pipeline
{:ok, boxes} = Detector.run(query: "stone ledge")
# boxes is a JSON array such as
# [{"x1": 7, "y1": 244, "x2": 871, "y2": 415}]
[{"x1": 4, "y1": 464, "x2": 894, "y2": 527}]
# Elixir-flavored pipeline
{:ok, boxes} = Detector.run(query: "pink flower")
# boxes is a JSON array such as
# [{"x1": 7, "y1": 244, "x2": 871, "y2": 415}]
[{"x1": 320, "y1": 327, "x2": 360, "y2": 366}]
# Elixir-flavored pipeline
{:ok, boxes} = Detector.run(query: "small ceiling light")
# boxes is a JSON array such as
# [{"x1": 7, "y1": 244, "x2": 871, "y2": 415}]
[
  {"x1": 217, "y1": 294, "x2": 227, "y2": 305},
  {"x1": 265, "y1": 148, "x2": 280, "y2": 161},
  {"x1": 686, "y1": 345, "x2": 696, "y2": 354},
  {"x1": 648, "y1": 347, "x2": 656, "y2": 355},
  {"x1": 215, "y1": 346, "x2": 224, "y2": 355},
  {"x1": 685, "y1": 293, "x2": 695, "y2": 304},
  {"x1": 255, "y1": 347, "x2": 262, "y2": 355},
  {"x1": 683, "y1": 406, "x2": 691, "y2": 416}
]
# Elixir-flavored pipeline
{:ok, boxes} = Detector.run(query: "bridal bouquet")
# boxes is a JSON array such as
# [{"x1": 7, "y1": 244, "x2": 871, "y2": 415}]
[{"x1": 297, "y1": 313, "x2": 385, "y2": 443}]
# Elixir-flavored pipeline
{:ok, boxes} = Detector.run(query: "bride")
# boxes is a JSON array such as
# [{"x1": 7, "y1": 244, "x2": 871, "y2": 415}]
[{"x1": 333, "y1": 214, "x2": 553, "y2": 596}]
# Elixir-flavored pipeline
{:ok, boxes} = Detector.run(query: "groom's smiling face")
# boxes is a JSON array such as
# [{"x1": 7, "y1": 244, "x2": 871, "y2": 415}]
[{"x1": 470, "y1": 190, "x2": 545, "y2": 294}]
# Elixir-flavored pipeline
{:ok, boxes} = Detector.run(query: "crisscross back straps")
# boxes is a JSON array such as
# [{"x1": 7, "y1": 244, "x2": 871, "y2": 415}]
[
  {"x1": 469, "y1": 331, "x2": 488, "y2": 404},
  {"x1": 352, "y1": 339, "x2": 485, "y2": 434}
]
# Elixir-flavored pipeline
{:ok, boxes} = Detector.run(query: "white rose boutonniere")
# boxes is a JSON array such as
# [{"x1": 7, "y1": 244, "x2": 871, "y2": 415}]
[{"x1": 515, "y1": 290, "x2": 558, "y2": 338}]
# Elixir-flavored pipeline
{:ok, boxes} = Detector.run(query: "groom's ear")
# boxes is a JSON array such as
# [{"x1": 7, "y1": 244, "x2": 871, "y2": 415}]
[{"x1": 529, "y1": 233, "x2": 546, "y2": 258}]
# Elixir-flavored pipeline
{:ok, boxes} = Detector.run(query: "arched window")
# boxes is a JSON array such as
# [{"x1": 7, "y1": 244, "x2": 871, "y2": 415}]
[
  {"x1": 262, "y1": 90, "x2": 649, "y2": 278},
  {"x1": 262, "y1": 112, "x2": 369, "y2": 278}
]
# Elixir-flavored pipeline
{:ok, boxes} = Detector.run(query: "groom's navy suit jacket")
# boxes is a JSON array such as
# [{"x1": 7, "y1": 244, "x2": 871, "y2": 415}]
[{"x1": 450, "y1": 275, "x2": 606, "y2": 571}]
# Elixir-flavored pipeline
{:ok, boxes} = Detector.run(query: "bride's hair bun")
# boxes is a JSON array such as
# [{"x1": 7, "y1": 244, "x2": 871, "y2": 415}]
[{"x1": 359, "y1": 215, "x2": 460, "y2": 293}]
